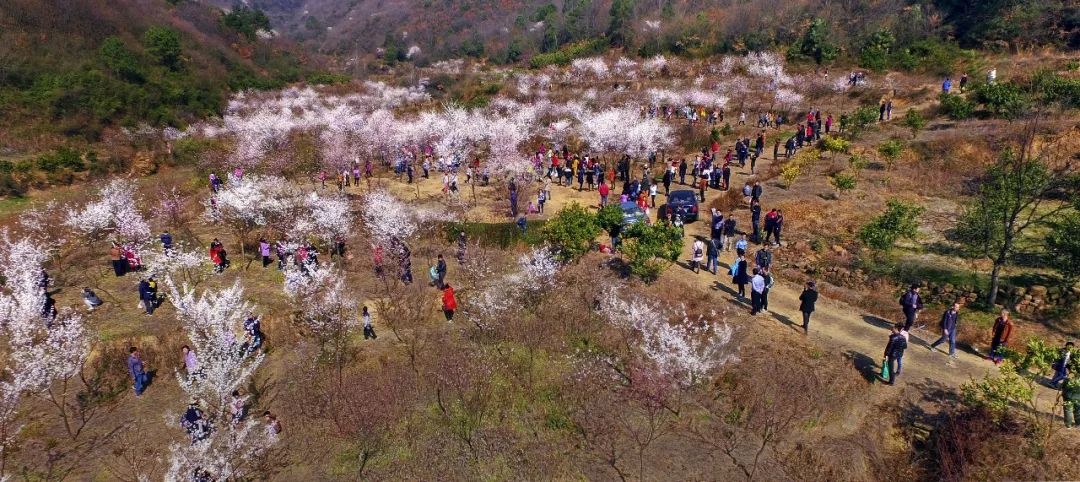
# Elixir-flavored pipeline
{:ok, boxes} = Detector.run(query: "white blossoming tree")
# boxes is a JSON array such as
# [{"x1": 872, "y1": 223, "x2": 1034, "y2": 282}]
[
  {"x1": 462, "y1": 246, "x2": 560, "y2": 332},
  {"x1": 289, "y1": 191, "x2": 353, "y2": 246},
  {"x1": 163, "y1": 278, "x2": 275, "y2": 481},
  {"x1": 167, "y1": 279, "x2": 264, "y2": 409},
  {"x1": 597, "y1": 287, "x2": 737, "y2": 386},
  {"x1": 0, "y1": 235, "x2": 89, "y2": 476},
  {"x1": 64, "y1": 179, "x2": 151, "y2": 245},
  {"x1": 142, "y1": 243, "x2": 209, "y2": 288},
  {"x1": 208, "y1": 174, "x2": 297, "y2": 263},
  {"x1": 359, "y1": 189, "x2": 420, "y2": 246}
]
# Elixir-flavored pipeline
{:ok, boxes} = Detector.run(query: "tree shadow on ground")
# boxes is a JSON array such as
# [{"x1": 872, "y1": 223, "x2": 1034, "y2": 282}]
[
  {"x1": 844, "y1": 350, "x2": 881, "y2": 384},
  {"x1": 893, "y1": 377, "x2": 961, "y2": 433}
]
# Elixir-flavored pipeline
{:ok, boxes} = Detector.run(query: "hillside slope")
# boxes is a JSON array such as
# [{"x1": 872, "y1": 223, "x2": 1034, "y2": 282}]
[
  {"x1": 238, "y1": 0, "x2": 1080, "y2": 67},
  {"x1": 0, "y1": 0, "x2": 327, "y2": 149}
]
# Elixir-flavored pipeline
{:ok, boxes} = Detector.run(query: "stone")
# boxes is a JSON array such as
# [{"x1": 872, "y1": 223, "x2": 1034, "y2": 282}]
[{"x1": 1029, "y1": 285, "x2": 1048, "y2": 299}]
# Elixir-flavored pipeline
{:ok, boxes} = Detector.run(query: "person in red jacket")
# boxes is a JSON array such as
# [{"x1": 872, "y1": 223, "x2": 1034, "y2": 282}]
[
  {"x1": 598, "y1": 181, "x2": 610, "y2": 207},
  {"x1": 442, "y1": 284, "x2": 457, "y2": 322},
  {"x1": 990, "y1": 309, "x2": 1014, "y2": 365}
]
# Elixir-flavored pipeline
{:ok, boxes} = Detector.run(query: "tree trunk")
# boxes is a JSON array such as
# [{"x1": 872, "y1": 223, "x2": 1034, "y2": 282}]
[{"x1": 987, "y1": 260, "x2": 1003, "y2": 307}]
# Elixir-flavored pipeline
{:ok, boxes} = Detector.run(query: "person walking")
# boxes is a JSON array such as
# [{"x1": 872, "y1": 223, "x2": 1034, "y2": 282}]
[
  {"x1": 128, "y1": 346, "x2": 148, "y2": 396},
  {"x1": 900, "y1": 284, "x2": 924, "y2": 331},
  {"x1": 798, "y1": 280, "x2": 818, "y2": 334},
  {"x1": 691, "y1": 239, "x2": 705, "y2": 274},
  {"x1": 750, "y1": 201, "x2": 762, "y2": 244},
  {"x1": 735, "y1": 235, "x2": 748, "y2": 257},
  {"x1": 942, "y1": 77, "x2": 952, "y2": 94},
  {"x1": 750, "y1": 268, "x2": 765, "y2": 315},
  {"x1": 959, "y1": 73, "x2": 968, "y2": 93},
  {"x1": 1049, "y1": 342, "x2": 1074, "y2": 388},
  {"x1": 883, "y1": 323, "x2": 908, "y2": 385},
  {"x1": 754, "y1": 245, "x2": 772, "y2": 270},
  {"x1": 1065, "y1": 373, "x2": 1080, "y2": 429},
  {"x1": 138, "y1": 278, "x2": 155, "y2": 315},
  {"x1": 929, "y1": 303, "x2": 961, "y2": 360},
  {"x1": 989, "y1": 309, "x2": 1013, "y2": 365},
  {"x1": 442, "y1": 284, "x2": 457, "y2": 322},
  {"x1": 706, "y1": 237, "x2": 720, "y2": 275},
  {"x1": 361, "y1": 306, "x2": 377, "y2": 340},
  {"x1": 678, "y1": 159, "x2": 687, "y2": 185},
  {"x1": 435, "y1": 254, "x2": 447, "y2": 289},
  {"x1": 763, "y1": 208, "x2": 778, "y2": 244},
  {"x1": 259, "y1": 238, "x2": 271, "y2": 268},
  {"x1": 723, "y1": 214, "x2": 737, "y2": 251},
  {"x1": 731, "y1": 254, "x2": 749, "y2": 298},
  {"x1": 761, "y1": 267, "x2": 773, "y2": 312}
]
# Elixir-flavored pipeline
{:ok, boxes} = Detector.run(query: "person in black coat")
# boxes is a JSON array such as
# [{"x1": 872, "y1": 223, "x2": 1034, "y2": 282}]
[
  {"x1": 750, "y1": 202, "x2": 762, "y2": 243},
  {"x1": 799, "y1": 280, "x2": 818, "y2": 334},
  {"x1": 731, "y1": 255, "x2": 749, "y2": 298},
  {"x1": 900, "y1": 284, "x2": 924, "y2": 331},
  {"x1": 723, "y1": 216, "x2": 737, "y2": 251},
  {"x1": 883, "y1": 323, "x2": 908, "y2": 385}
]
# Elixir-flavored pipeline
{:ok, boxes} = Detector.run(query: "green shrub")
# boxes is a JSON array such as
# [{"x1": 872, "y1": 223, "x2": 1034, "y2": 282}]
[
  {"x1": 142, "y1": 26, "x2": 183, "y2": 70},
  {"x1": 859, "y1": 29, "x2": 895, "y2": 71},
  {"x1": 939, "y1": 92, "x2": 975, "y2": 120},
  {"x1": 857, "y1": 199, "x2": 925, "y2": 250},
  {"x1": 542, "y1": 202, "x2": 600, "y2": 261},
  {"x1": 974, "y1": 82, "x2": 1027, "y2": 120},
  {"x1": 819, "y1": 135, "x2": 850, "y2": 154},
  {"x1": 830, "y1": 172, "x2": 857, "y2": 196},
  {"x1": 221, "y1": 5, "x2": 271, "y2": 40},
  {"x1": 891, "y1": 39, "x2": 970, "y2": 76},
  {"x1": 596, "y1": 204, "x2": 625, "y2": 238},
  {"x1": 621, "y1": 222, "x2": 682, "y2": 282},
  {"x1": 848, "y1": 152, "x2": 869, "y2": 179},
  {"x1": 877, "y1": 139, "x2": 904, "y2": 170},
  {"x1": 306, "y1": 72, "x2": 351, "y2": 85},
  {"x1": 902, "y1": 109, "x2": 926, "y2": 138},
  {"x1": 960, "y1": 365, "x2": 1035, "y2": 420},
  {"x1": 528, "y1": 38, "x2": 605, "y2": 68},
  {"x1": 36, "y1": 147, "x2": 85, "y2": 172},
  {"x1": 847, "y1": 105, "x2": 880, "y2": 138}
]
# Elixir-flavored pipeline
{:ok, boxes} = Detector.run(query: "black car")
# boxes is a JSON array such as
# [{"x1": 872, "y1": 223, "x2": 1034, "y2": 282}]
[{"x1": 667, "y1": 190, "x2": 699, "y2": 222}]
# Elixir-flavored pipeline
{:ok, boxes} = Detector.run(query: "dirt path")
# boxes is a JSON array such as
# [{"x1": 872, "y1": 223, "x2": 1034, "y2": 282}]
[{"x1": 665, "y1": 147, "x2": 1065, "y2": 415}]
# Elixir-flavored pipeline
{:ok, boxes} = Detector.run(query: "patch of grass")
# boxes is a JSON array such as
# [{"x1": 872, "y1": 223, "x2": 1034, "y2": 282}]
[{"x1": 445, "y1": 220, "x2": 547, "y2": 248}]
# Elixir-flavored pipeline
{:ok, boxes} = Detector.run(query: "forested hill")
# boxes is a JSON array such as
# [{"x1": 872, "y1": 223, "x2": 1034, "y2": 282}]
[
  {"x1": 233, "y1": 0, "x2": 1079, "y2": 68},
  {"x1": 0, "y1": 0, "x2": 339, "y2": 148}
]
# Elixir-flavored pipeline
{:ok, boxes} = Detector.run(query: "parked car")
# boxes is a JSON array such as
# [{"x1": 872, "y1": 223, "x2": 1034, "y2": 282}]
[
  {"x1": 619, "y1": 201, "x2": 648, "y2": 226},
  {"x1": 666, "y1": 190, "x2": 699, "y2": 222}
]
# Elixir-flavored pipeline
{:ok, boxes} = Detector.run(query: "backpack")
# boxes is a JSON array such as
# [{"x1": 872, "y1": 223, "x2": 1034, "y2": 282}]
[{"x1": 693, "y1": 247, "x2": 702, "y2": 258}]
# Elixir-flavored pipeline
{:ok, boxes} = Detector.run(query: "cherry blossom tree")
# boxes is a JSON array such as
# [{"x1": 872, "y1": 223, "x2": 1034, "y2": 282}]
[
  {"x1": 289, "y1": 191, "x2": 353, "y2": 246},
  {"x1": 597, "y1": 287, "x2": 737, "y2": 386},
  {"x1": 0, "y1": 235, "x2": 89, "y2": 476},
  {"x1": 142, "y1": 243, "x2": 208, "y2": 288},
  {"x1": 207, "y1": 174, "x2": 296, "y2": 262},
  {"x1": 165, "y1": 279, "x2": 264, "y2": 410},
  {"x1": 64, "y1": 179, "x2": 151, "y2": 245},
  {"x1": 358, "y1": 189, "x2": 420, "y2": 246},
  {"x1": 462, "y1": 247, "x2": 560, "y2": 331},
  {"x1": 164, "y1": 415, "x2": 278, "y2": 482}
]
